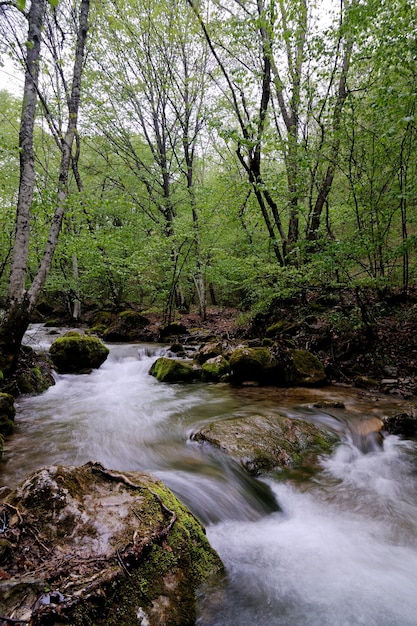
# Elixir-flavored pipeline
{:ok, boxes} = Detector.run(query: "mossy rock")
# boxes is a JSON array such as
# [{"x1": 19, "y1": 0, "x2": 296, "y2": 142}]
[
  {"x1": 195, "y1": 341, "x2": 224, "y2": 364},
  {"x1": 229, "y1": 347, "x2": 275, "y2": 384},
  {"x1": 16, "y1": 365, "x2": 52, "y2": 395},
  {"x1": 192, "y1": 413, "x2": 337, "y2": 476},
  {"x1": 201, "y1": 355, "x2": 231, "y2": 382},
  {"x1": 0, "y1": 462, "x2": 223, "y2": 626},
  {"x1": 10, "y1": 346, "x2": 55, "y2": 396},
  {"x1": 285, "y1": 349, "x2": 326, "y2": 386},
  {"x1": 103, "y1": 310, "x2": 150, "y2": 342},
  {"x1": 0, "y1": 392, "x2": 16, "y2": 436},
  {"x1": 149, "y1": 357, "x2": 198, "y2": 383},
  {"x1": 159, "y1": 323, "x2": 188, "y2": 341},
  {"x1": 265, "y1": 320, "x2": 299, "y2": 338},
  {"x1": 43, "y1": 318, "x2": 64, "y2": 328},
  {"x1": 49, "y1": 334, "x2": 109, "y2": 374},
  {"x1": 354, "y1": 375, "x2": 379, "y2": 389}
]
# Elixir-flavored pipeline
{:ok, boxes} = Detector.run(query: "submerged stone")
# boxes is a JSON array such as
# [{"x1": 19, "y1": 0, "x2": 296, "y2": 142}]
[
  {"x1": 191, "y1": 413, "x2": 337, "y2": 476},
  {"x1": 0, "y1": 462, "x2": 223, "y2": 626},
  {"x1": 49, "y1": 333, "x2": 109, "y2": 374}
]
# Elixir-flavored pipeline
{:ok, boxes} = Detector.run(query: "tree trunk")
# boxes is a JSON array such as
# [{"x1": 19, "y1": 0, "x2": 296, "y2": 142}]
[
  {"x1": 0, "y1": 0, "x2": 90, "y2": 378},
  {"x1": 7, "y1": 0, "x2": 46, "y2": 304}
]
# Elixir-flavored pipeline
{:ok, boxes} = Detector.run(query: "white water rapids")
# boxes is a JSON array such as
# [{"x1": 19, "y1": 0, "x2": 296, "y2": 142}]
[{"x1": 2, "y1": 326, "x2": 417, "y2": 625}]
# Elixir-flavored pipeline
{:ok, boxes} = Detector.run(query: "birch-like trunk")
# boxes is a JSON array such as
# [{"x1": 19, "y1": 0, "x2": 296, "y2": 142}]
[
  {"x1": 0, "y1": 0, "x2": 90, "y2": 376},
  {"x1": 7, "y1": 0, "x2": 46, "y2": 304},
  {"x1": 28, "y1": 0, "x2": 90, "y2": 308}
]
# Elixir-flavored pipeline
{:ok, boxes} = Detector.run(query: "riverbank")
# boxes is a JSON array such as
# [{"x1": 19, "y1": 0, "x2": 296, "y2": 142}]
[{"x1": 30, "y1": 286, "x2": 417, "y2": 398}]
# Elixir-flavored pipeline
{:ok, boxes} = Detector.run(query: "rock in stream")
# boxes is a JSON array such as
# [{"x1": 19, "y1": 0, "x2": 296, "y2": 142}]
[{"x1": 0, "y1": 462, "x2": 223, "y2": 626}]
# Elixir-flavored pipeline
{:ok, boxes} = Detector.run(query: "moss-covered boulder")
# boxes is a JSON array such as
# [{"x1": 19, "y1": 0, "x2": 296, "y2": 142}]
[
  {"x1": 285, "y1": 349, "x2": 326, "y2": 386},
  {"x1": 229, "y1": 347, "x2": 275, "y2": 384},
  {"x1": 103, "y1": 310, "x2": 150, "y2": 342},
  {"x1": 191, "y1": 413, "x2": 337, "y2": 476},
  {"x1": 149, "y1": 357, "x2": 198, "y2": 383},
  {"x1": 201, "y1": 355, "x2": 231, "y2": 382},
  {"x1": 0, "y1": 392, "x2": 15, "y2": 438},
  {"x1": 14, "y1": 345, "x2": 55, "y2": 395},
  {"x1": 0, "y1": 462, "x2": 223, "y2": 626},
  {"x1": 49, "y1": 333, "x2": 109, "y2": 374},
  {"x1": 159, "y1": 323, "x2": 188, "y2": 341},
  {"x1": 195, "y1": 341, "x2": 224, "y2": 365},
  {"x1": 265, "y1": 320, "x2": 299, "y2": 338}
]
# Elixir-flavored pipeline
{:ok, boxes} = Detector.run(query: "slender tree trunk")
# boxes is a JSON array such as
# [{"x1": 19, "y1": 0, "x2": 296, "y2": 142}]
[
  {"x1": 0, "y1": 0, "x2": 46, "y2": 375},
  {"x1": 8, "y1": 0, "x2": 46, "y2": 304},
  {"x1": 0, "y1": 0, "x2": 90, "y2": 377},
  {"x1": 28, "y1": 0, "x2": 90, "y2": 307}
]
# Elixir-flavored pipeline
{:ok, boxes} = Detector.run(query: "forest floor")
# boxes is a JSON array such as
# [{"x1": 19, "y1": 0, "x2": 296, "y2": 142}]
[
  {"x1": 169, "y1": 288, "x2": 417, "y2": 399},
  {"x1": 36, "y1": 286, "x2": 417, "y2": 399}
]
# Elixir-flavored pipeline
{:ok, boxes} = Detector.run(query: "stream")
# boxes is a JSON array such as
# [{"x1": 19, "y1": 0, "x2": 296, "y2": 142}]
[{"x1": 2, "y1": 325, "x2": 417, "y2": 625}]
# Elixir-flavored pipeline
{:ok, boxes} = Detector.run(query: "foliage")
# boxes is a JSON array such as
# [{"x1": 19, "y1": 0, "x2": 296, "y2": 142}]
[{"x1": 0, "y1": 0, "x2": 416, "y2": 321}]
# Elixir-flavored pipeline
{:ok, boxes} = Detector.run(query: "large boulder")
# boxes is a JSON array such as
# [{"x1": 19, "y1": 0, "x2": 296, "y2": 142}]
[
  {"x1": 191, "y1": 413, "x2": 337, "y2": 476},
  {"x1": 158, "y1": 323, "x2": 188, "y2": 342},
  {"x1": 149, "y1": 357, "x2": 198, "y2": 383},
  {"x1": 0, "y1": 462, "x2": 223, "y2": 626},
  {"x1": 49, "y1": 333, "x2": 109, "y2": 374},
  {"x1": 229, "y1": 347, "x2": 276, "y2": 384},
  {"x1": 102, "y1": 310, "x2": 150, "y2": 342},
  {"x1": 284, "y1": 349, "x2": 327, "y2": 386},
  {"x1": 1, "y1": 347, "x2": 55, "y2": 397}
]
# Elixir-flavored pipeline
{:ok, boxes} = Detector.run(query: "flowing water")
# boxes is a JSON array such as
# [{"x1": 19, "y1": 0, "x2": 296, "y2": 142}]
[{"x1": 2, "y1": 325, "x2": 417, "y2": 625}]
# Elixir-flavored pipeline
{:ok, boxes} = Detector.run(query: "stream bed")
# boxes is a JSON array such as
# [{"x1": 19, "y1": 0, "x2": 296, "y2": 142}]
[{"x1": 2, "y1": 326, "x2": 417, "y2": 625}]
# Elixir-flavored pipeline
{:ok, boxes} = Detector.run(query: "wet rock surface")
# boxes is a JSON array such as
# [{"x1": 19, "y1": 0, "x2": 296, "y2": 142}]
[
  {"x1": 149, "y1": 357, "x2": 200, "y2": 383},
  {"x1": 49, "y1": 333, "x2": 109, "y2": 374},
  {"x1": 191, "y1": 414, "x2": 337, "y2": 476},
  {"x1": 0, "y1": 462, "x2": 223, "y2": 626}
]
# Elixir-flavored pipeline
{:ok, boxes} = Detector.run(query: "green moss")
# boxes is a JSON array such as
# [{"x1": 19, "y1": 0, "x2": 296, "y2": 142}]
[
  {"x1": 68, "y1": 477, "x2": 223, "y2": 626},
  {"x1": 149, "y1": 357, "x2": 196, "y2": 383},
  {"x1": 229, "y1": 347, "x2": 273, "y2": 383},
  {"x1": 265, "y1": 321, "x2": 296, "y2": 337},
  {"x1": 102, "y1": 310, "x2": 150, "y2": 341},
  {"x1": 88, "y1": 324, "x2": 107, "y2": 336},
  {"x1": 286, "y1": 349, "x2": 326, "y2": 386},
  {"x1": 49, "y1": 335, "x2": 109, "y2": 374},
  {"x1": 0, "y1": 392, "x2": 15, "y2": 436},
  {"x1": 201, "y1": 356, "x2": 230, "y2": 382},
  {"x1": 43, "y1": 319, "x2": 62, "y2": 327}
]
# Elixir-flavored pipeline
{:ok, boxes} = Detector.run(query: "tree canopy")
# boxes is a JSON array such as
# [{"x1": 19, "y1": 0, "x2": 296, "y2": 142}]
[{"x1": 0, "y1": 0, "x2": 416, "y2": 335}]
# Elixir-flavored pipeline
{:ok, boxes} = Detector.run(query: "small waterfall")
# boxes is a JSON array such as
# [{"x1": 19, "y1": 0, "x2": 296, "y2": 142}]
[{"x1": 3, "y1": 329, "x2": 417, "y2": 625}]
